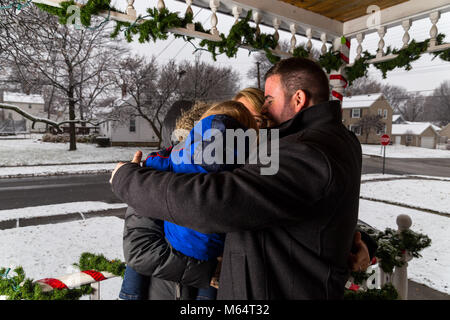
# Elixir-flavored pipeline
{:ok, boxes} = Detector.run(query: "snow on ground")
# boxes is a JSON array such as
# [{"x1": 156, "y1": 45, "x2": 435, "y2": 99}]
[
  {"x1": 362, "y1": 144, "x2": 450, "y2": 158},
  {"x1": 0, "y1": 163, "x2": 116, "y2": 178},
  {"x1": 0, "y1": 202, "x2": 127, "y2": 221},
  {"x1": 358, "y1": 200, "x2": 450, "y2": 295},
  {"x1": 361, "y1": 174, "x2": 450, "y2": 182},
  {"x1": 0, "y1": 217, "x2": 125, "y2": 300},
  {"x1": 360, "y1": 179, "x2": 450, "y2": 214},
  {"x1": 0, "y1": 138, "x2": 156, "y2": 166}
]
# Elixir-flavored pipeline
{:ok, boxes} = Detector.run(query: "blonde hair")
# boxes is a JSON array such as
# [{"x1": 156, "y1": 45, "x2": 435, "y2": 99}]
[
  {"x1": 200, "y1": 100, "x2": 259, "y2": 131},
  {"x1": 233, "y1": 87, "x2": 265, "y2": 113},
  {"x1": 173, "y1": 101, "x2": 212, "y2": 142}
]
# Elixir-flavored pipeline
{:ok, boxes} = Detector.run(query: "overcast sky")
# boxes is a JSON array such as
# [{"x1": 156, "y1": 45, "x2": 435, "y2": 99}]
[{"x1": 111, "y1": 0, "x2": 450, "y2": 95}]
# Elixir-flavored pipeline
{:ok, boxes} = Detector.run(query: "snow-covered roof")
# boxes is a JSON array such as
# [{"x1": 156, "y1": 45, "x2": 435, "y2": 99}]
[
  {"x1": 392, "y1": 123, "x2": 438, "y2": 135},
  {"x1": 3, "y1": 91, "x2": 45, "y2": 105},
  {"x1": 392, "y1": 114, "x2": 403, "y2": 122},
  {"x1": 342, "y1": 93, "x2": 384, "y2": 109}
]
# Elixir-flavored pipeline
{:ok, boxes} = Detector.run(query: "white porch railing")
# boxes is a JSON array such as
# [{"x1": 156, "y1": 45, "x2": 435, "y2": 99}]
[{"x1": 0, "y1": 214, "x2": 417, "y2": 300}]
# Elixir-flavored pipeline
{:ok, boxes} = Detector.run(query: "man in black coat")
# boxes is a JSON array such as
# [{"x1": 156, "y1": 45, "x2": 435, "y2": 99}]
[{"x1": 111, "y1": 58, "x2": 368, "y2": 299}]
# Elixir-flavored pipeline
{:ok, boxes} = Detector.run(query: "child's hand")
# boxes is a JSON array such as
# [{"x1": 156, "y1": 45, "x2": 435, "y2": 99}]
[{"x1": 110, "y1": 151, "x2": 143, "y2": 184}]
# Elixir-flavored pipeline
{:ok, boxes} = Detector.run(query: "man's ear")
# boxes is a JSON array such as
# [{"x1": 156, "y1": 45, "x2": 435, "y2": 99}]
[{"x1": 292, "y1": 90, "x2": 308, "y2": 113}]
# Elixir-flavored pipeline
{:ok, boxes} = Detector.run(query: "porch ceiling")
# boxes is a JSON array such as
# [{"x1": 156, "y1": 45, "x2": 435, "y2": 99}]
[{"x1": 279, "y1": 0, "x2": 410, "y2": 22}]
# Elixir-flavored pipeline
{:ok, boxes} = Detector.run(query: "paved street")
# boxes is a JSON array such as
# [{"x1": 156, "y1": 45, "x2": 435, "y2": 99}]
[
  {"x1": 0, "y1": 173, "x2": 120, "y2": 210},
  {"x1": 362, "y1": 156, "x2": 450, "y2": 177}
]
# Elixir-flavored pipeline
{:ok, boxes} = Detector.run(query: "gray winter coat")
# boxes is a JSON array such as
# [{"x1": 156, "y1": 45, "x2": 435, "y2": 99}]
[{"x1": 123, "y1": 206, "x2": 217, "y2": 300}]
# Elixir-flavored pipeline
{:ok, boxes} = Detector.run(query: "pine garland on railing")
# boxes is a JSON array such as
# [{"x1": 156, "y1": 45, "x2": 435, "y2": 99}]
[
  {"x1": 32, "y1": 0, "x2": 450, "y2": 83},
  {"x1": 0, "y1": 253, "x2": 125, "y2": 300},
  {"x1": 344, "y1": 283, "x2": 398, "y2": 300},
  {"x1": 0, "y1": 266, "x2": 93, "y2": 300},
  {"x1": 74, "y1": 252, "x2": 126, "y2": 277}
]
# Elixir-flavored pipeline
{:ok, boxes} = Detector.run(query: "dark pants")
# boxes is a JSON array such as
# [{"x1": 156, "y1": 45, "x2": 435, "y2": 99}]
[
  {"x1": 119, "y1": 266, "x2": 150, "y2": 300},
  {"x1": 196, "y1": 286, "x2": 217, "y2": 300}
]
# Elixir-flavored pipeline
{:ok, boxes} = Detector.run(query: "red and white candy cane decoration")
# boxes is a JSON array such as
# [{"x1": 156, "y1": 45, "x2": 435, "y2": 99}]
[
  {"x1": 35, "y1": 270, "x2": 116, "y2": 292},
  {"x1": 329, "y1": 36, "x2": 350, "y2": 102}
]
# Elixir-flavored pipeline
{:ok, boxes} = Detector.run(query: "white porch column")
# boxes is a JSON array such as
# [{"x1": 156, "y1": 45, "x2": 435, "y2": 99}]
[
  {"x1": 329, "y1": 37, "x2": 350, "y2": 103},
  {"x1": 392, "y1": 214, "x2": 413, "y2": 300}
]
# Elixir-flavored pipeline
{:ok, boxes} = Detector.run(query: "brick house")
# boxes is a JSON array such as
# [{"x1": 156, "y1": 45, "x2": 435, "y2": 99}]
[{"x1": 342, "y1": 93, "x2": 393, "y2": 144}]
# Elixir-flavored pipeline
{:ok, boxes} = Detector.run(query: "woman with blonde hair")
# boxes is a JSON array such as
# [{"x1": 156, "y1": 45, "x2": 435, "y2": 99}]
[{"x1": 120, "y1": 100, "x2": 258, "y2": 301}]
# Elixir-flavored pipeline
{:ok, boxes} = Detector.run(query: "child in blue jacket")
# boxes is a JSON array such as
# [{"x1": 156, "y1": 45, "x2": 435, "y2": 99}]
[{"x1": 119, "y1": 100, "x2": 258, "y2": 300}]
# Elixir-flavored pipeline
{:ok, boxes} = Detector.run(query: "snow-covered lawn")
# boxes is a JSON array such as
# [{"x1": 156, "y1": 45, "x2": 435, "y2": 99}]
[
  {"x1": 0, "y1": 217, "x2": 124, "y2": 300},
  {"x1": 0, "y1": 138, "x2": 156, "y2": 166},
  {"x1": 0, "y1": 202, "x2": 127, "y2": 222},
  {"x1": 362, "y1": 144, "x2": 450, "y2": 158},
  {"x1": 360, "y1": 179, "x2": 450, "y2": 214},
  {"x1": 0, "y1": 163, "x2": 116, "y2": 178},
  {"x1": 359, "y1": 200, "x2": 450, "y2": 295}
]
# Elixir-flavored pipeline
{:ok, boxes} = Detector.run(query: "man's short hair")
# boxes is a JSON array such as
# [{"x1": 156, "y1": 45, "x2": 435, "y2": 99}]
[{"x1": 265, "y1": 57, "x2": 330, "y2": 104}]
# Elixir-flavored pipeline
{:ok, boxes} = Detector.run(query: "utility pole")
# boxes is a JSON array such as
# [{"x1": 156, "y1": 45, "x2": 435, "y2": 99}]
[{"x1": 256, "y1": 62, "x2": 261, "y2": 89}]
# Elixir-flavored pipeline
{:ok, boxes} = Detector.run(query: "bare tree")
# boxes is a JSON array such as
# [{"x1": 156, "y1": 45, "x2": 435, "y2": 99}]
[
  {"x1": 423, "y1": 81, "x2": 450, "y2": 126},
  {"x1": 246, "y1": 41, "x2": 321, "y2": 89},
  {"x1": 112, "y1": 56, "x2": 187, "y2": 148},
  {"x1": 397, "y1": 93, "x2": 425, "y2": 122},
  {"x1": 0, "y1": 5, "x2": 126, "y2": 150},
  {"x1": 357, "y1": 114, "x2": 385, "y2": 144},
  {"x1": 178, "y1": 54, "x2": 240, "y2": 102},
  {"x1": 347, "y1": 77, "x2": 411, "y2": 114}
]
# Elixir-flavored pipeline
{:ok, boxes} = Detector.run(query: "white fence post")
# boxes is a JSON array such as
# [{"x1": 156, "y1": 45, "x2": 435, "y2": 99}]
[
  {"x1": 90, "y1": 282, "x2": 100, "y2": 300},
  {"x1": 392, "y1": 214, "x2": 413, "y2": 300}
]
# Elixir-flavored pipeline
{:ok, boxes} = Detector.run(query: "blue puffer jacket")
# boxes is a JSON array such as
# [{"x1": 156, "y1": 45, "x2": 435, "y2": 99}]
[{"x1": 144, "y1": 114, "x2": 250, "y2": 261}]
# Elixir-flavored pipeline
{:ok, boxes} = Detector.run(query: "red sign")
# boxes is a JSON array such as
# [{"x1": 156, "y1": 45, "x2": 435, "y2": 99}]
[{"x1": 381, "y1": 134, "x2": 390, "y2": 146}]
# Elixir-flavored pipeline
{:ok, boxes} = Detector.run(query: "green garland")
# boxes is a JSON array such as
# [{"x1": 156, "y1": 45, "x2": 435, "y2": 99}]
[
  {"x1": 357, "y1": 224, "x2": 431, "y2": 274},
  {"x1": 0, "y1": 266, "x2": 93, "y2": 300},
  {"x1": 74, "y1": 252, "x2": 126, "y2": 277},
  {"x1": 344, "y1": 283, "x2": 398, "y2": 300},
  {"x1": 0, "y1": 253, "x2": 125, "y2": 300},
  {"x1": 29, "y1": 1, "x2": 450, "y2": 86}
]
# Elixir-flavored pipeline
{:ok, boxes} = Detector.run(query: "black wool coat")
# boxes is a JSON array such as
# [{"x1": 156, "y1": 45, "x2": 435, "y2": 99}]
[{"x1": 112, "y1": 100, "x2": 363, "y2": 300}]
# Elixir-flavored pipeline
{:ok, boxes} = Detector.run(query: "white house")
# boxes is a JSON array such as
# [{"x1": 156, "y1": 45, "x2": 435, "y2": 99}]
[
  {"x1": 98, "y1": 96, "x2": 159, "y2": 147},
  {"x1": 0, "y1": 91, "x2": 46, "y2": 133}
]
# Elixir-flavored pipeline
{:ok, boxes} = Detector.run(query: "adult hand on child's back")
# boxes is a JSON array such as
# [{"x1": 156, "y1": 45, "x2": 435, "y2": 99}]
[{"x1": 109, "y1": 150, "x2": 143, "y2": 184}]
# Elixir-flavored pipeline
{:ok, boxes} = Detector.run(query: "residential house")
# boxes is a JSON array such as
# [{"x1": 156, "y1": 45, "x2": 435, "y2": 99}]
[
  {"x1": 0, "y1": 90, "x2": 46, "y2": 133},
  {"x1": 391, "y1": 122, "x2": 440, "y2": 149},
  {"x1": 342, "y1": 93, "x2": 393, "y2": 144},
  {"x1": 392, "y1": 114, "x2": 407, "y2": 124},
  {"x1": 98, "y1": 96, "x2": 159, "y2": 147},
  {"x1": 439, "y1": 123, "x2": 450, "y2": 142}
]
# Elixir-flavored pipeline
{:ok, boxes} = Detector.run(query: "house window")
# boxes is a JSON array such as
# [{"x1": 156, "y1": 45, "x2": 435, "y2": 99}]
[
  {"x1": 383, "y1": 110, "x2": 388, "y2": 119},
  {"x1": 351, "y1": 108, "x2": 361, "y2": 118},
  {"x1": 378, "y1": 109, "x2": 382, "y2": 116},
  {"x1": 350, "y1": 125, "x2": 361, "y2": 136},
  {"x1": 129, "y1": 118, "x2": 136, "y2": 133},
  {"x1": 28, "y1": 104, "x2": 32, "y2": 109},
  {"x1": 376, "y1": 125, "x2": 387, "y2": 135},
  {"x1": 406, "y1": 135, "x2": 413, "y2": 143}
]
